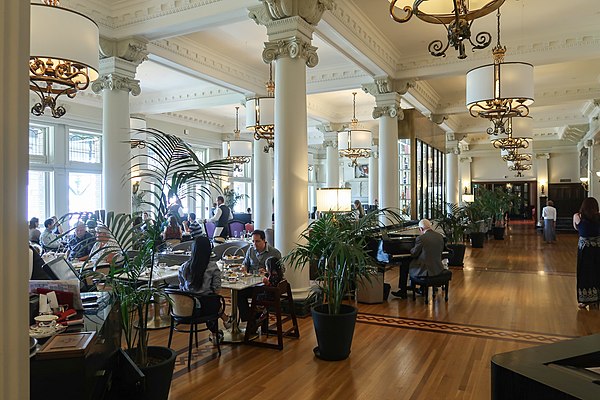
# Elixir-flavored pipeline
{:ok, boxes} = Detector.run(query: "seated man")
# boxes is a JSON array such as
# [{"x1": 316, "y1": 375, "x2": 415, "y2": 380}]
[
  {"x1": 39, "y1": 217, "x2": 63, "y2": 251},
  {"x1": 238, "y1": 230, "x2": 282, "y2": 322},
  {"x1": 409, "y1": 219, "x2": 447, "y2": 281},
  {"x1": 183, "y1": 212, "x2": 205, "y2": 238},
  {"x1": 67, "y1": 222, "x2": 95, "y2": 261}
]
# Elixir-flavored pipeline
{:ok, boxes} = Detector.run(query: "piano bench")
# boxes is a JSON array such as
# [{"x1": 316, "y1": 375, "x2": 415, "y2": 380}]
[{"x1": 410, "y1": 270, "x2": 452, "y2": 305}]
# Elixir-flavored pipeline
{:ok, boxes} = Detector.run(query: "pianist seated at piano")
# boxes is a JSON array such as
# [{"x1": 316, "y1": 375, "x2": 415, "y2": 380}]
[{"x1": 407, "y1": 219, "x2": 451, "y2": 282}]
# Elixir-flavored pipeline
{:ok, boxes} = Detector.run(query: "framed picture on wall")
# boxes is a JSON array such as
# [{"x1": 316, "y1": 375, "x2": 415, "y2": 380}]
[{"x1": 354, "y1": 164, "x2": 369, "y2": 178}]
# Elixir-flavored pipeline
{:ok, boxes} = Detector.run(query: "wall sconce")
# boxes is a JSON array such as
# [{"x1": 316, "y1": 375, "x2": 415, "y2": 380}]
[
  {"x1": 132, "y1": 179, "x2": 141, "y2": 194},
  {"x1": 540, "y1": 184, "x2": 545, "y2": 196},
  {"x1": 580, "y1": 177, "x2": 589, "y2": 192},
  {"x1": 596, "y1": 171, "x2": 600, "y2": 181},
  {"x1": 539, "y1": 179, "x2": 546, "y2": 196}
]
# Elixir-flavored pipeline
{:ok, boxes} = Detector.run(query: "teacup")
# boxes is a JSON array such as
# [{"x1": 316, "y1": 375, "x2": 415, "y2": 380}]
[{"x1": 34, "y1": 314, "x2": 58, "y2": 327}]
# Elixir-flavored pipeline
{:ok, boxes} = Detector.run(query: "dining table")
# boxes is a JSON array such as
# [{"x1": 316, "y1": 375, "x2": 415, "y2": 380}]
[{"x1": 220, "y1": 271, "x2": 263, "y2": 343}]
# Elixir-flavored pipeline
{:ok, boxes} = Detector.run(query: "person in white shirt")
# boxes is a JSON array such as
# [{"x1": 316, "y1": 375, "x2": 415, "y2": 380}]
[{"x1": 542, "y1": 200, "x2": 557, "y2": 244}]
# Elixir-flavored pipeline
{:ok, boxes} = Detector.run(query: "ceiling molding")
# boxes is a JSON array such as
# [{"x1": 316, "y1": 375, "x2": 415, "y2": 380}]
[
  {"x1": 148, "y1": 38, "x2": 267, "y2": 94},
  {"x1": 306, "y1": 67, "x2": 370, "y2": 94},
  {"x1": 151, "y1": 111, "x2": 225, "y2": 135},
  {"x1": 318, "y1": 0, "x2": 402, "y2": 77},
  {"x1": 130, "y1": 86, "x2": 243, "y2": 114}
]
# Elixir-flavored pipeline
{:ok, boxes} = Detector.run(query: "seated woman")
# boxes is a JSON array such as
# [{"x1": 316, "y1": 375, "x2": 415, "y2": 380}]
[
  {"x1": 178, "y1": 236, "x2": 232, "y2": 333},
  {"x1": 88, "y1": 226, "x2": 123, "y2": 268},
  {"x1": 162, "y1": 215, "x2": 182, "y2": 242}
]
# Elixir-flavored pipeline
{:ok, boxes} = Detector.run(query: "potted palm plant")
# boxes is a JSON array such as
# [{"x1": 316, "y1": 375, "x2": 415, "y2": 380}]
[
  {"x1": 478, "y1": 187, "x2": 513, "y2": 240},
  {"x1": 463, "y1": 199, "x2": 489, "y2": 248},
  {"x1": 284, "y1": 208, "x2": 404, "y2": 361},
  {"x1": 78, "y1": 129, "x2": 229, "y2": 399},
  {"x1": 434, "y1": 203, "x2": 467, "y2": 267}
]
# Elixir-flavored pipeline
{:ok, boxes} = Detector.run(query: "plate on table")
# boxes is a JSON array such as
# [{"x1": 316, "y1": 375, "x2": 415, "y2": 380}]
[{"x1": 29, "y1": 323, "x2": 67, "y2": 339}]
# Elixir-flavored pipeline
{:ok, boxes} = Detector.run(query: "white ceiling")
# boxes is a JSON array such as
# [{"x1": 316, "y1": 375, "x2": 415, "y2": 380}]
[{"x1": 60, "y1": 0, "x2": 600, "y2": 149}]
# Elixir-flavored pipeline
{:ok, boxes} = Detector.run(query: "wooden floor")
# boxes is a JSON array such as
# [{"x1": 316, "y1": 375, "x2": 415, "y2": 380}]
[{"x1": 147, "y1": 221, "x2": 600, "y2": 399}]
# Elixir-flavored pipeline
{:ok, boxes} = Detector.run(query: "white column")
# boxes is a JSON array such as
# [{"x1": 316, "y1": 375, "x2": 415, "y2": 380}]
[
  {"x1": 252, "y1": 1, "x2": 330, "y2": 296},
  {"x1": 253, "y1": 138, "x2": 273, "y2": 230},
  {"x1": 92, "y1": 39, "x2": 147, "y2": 215},
  {"x1": 459, "y1": 157, "x2": 473, "y2": 203},
  {"x1": 446, "y1": 151, "x2": 459, "y2": 205},
  {"x1": 369, "y1": 151, "x2": 379, "y2": 205},
  {"x1": 308, "y1": 166, "x2": 317, "y2": 215},
  {"x1": 1, "y1": 1, "x2": 30, "y2": 397},
  {"x1": 373, "y1": 97, "x2": 401, "y2": 211},
  {"x1": 325, "y1": 142, "x2": 339, "y2": 187}
]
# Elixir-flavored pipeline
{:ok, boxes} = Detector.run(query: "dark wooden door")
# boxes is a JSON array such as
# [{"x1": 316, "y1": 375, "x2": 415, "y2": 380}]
[{"x1": 546, "y1": 183, "x2": 586, "y2": 218}]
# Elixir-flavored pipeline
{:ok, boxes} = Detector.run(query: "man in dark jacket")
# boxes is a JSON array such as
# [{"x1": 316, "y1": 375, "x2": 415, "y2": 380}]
[{"x1": 207, "y1": 195, "x2": 232, "y2": 240}]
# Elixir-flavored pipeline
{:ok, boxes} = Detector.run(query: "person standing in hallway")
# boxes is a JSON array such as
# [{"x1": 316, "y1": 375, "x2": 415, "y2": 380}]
[
  {"x1": 542, "y1": 200, "x2": 557, "y2": 243},
  {"x1": 572, "y1": 197, "x2": 600, "y2": 308}
]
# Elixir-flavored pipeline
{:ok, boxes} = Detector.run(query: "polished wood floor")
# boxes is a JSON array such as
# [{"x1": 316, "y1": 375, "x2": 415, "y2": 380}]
[{"x1": 147, "y1": 221, "x2": 600, "y2": 399}]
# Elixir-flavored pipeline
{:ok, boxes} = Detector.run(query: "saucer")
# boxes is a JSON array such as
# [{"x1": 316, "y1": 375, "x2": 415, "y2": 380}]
[{"x1": 29, "y1": 323, "x2": 66, "y2": 339}]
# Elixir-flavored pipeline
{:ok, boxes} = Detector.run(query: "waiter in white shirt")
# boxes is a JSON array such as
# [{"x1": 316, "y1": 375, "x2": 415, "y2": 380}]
[{"x1": 542, "y1": 200, "x2": 557, "y2": 243}]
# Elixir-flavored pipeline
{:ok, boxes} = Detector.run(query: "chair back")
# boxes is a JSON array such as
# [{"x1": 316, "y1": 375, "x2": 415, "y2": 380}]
[
  {"x1": 166, "y1": 290, "x2": 195, "y2": 318},
  {"x1": 204, "y1": 221, "x2": 216, "y2": 238},
  {"x1": 227, "y1": 220, "x2": 246, "y2": 238}
]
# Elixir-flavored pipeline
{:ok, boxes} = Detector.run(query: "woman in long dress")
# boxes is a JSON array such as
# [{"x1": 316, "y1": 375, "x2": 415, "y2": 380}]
[{"x1": 572, "y1": 197, "x2": 600, "y2": 308}]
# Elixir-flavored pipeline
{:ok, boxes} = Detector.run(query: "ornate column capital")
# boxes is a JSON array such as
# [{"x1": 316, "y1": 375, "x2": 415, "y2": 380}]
[
  {"x1": 430, "y1": 114, "x2": 448, "y2": 125},
  {"x1": 92, "y1": 74, "x2": 141, "y2": 96},
  {"x1": 316, "y1": 122, "x2": 345, "y2": 133},
  {"x1": 263, "y1": 36, "x2": 318, "y2": 67},
  {"x1": 250, "y1": 0, "x2": 333, "y2": 26},
  {"x1": 372, "y1": 105, "x2": 402, "y2": 120},
  {"x1": 362, "y1": 77, "x2": 414, "y2": 97},
  {"x1": 322, "y1": 138, "x2": 338, "y2": 148},
  {"x1": 99, "y1": 37, "x2": 149, "y2": 66},
  {"x1": 536, "y1": 153, "x2": 550, "y2": 159},
  {"x1": 459, "y1": 156, "x2": 472, "y2": 163}
]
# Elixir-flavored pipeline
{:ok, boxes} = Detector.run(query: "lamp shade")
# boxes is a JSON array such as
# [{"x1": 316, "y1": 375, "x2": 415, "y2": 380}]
[
  {"x1": 245, "y1": 97, "x2": 274, "y2": 130},
  {"x1": 30, "y1": 4, "x2": 99, "y2": 81},
  {"x1": 462, "y1": 194, "x2": 475, "y2": 203},
  {"x1": 222, "y1": 140, "x2": 252, "y2": 158},
  {"x1": 338, "y1": 129, "x2": 371, "y2": 151},
  {"x1": 130, "y1": 117, "x2": 147, "y2": 130},
  {"x1": 316, "y1": 188, "x2": 351, "y2": 212},
  {"x1": 466, "y1": 62, "x2": 534, "y2": 108}
]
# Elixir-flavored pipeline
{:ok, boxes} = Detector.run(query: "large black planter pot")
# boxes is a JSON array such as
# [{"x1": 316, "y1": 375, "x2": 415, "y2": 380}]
[
  {"x1": 311, "y1": 304, "x2": 357, "y2": 361},
  {"x1": 446, "y1": 243, "x2": 466, "y2": 267},
  {"x1": 123, "y1": 346, "x2": 177, "y2": 400},
  {"x1": 470, "y1": 232, "x2": 485, "y2": 248},
  {"x1": 492, "y1": 226, "x2": 505, "y2": 240}
]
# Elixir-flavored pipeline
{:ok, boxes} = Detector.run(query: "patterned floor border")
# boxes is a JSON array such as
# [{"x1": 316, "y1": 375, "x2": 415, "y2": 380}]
[{"x1": 357, "y1": 312, "x2": 577, "y2": 345}]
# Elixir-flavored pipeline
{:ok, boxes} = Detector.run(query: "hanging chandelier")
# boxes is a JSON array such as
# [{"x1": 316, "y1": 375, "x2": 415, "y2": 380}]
[
  {"x1": 29, "y1": 1, "x2": 99, "y2": 118},
  {"x1": 490, "y1": 117, "x2": 532, "y2": 151},
  {"x1": 507, "y1": 160, "x2": 532, "y2": 177},
  {"x1": 501, "y1": 148, "x2": 531, "y2": 163},
  {"x1": 223, "y1": 106, "x2": 252, "y2": 170},
  {"x1": 389, "y1": 0, "x2": 504, "y2": 59},
  {"x1": 246, "y1": 63, "x2": 275, "y2": 153},
  {"x1": 338, "y1": 92, "x2": 372, "y2": 167},
  {"x1": 466, "y1": 8, "x2": 534, "y2": 133}
]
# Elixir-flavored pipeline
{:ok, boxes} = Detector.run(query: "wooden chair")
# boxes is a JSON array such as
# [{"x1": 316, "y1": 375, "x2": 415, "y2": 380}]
[
  {"x1": 165, "y1": 290, "x2": 225, "y2": 369},
  {"x1": 243, "y1": 280, "x2": 300, "y2": 350},
  {"x1": 410, "y1": 269, "x2": 452, "y2": 305}
]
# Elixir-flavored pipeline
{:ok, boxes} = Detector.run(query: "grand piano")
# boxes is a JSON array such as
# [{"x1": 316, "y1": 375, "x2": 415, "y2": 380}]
[{"x1": 373, "y1": 222, "x2": 420, "y2": 298}]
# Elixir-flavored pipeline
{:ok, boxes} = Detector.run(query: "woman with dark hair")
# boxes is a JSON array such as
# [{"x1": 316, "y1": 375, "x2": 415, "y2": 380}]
[
  {"x1": 572, "y1": 197, "x2": 600, "y2": 308},
  {"x1": 178, "y1": 236, "x2": 232, "y2": 328},
  {"x1": 162, "y1": 215, "x2": 182, "y2": 241}
]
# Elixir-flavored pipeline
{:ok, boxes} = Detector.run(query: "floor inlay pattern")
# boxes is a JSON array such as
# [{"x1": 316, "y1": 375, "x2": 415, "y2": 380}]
[{"x1": 357, "y1": 312, "x2": 576, "y2": 344}]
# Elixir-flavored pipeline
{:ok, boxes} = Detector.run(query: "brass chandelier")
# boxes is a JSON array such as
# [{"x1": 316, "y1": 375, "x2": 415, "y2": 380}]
[
  {"x1": 466, "y1": 8, "x2": 534, "y2": 134},
  {"x1": 246, "y1": 63, "x2": 275, "y2": 153},
  {"x1": 338, "y1": 92, "x2": 371, "y2": 167},
  {"x1": 30, "y1": 0, "x2": 99, "y2": 118},
  {"x1": 490, "y1": 117, "x2": 532, "y2": 151},
  {"x1": 507, "y1": 160, "x2": 531, "y2": 177},
  {"x1": 501, "y1": 148, "x2": 531, "y2": 163},
  {"x1": 389, "y1": 0, "x2": 504, "y2": 59},
  {"x1": 223, "y1": 107, "x2": 252, "y2": 170}
]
